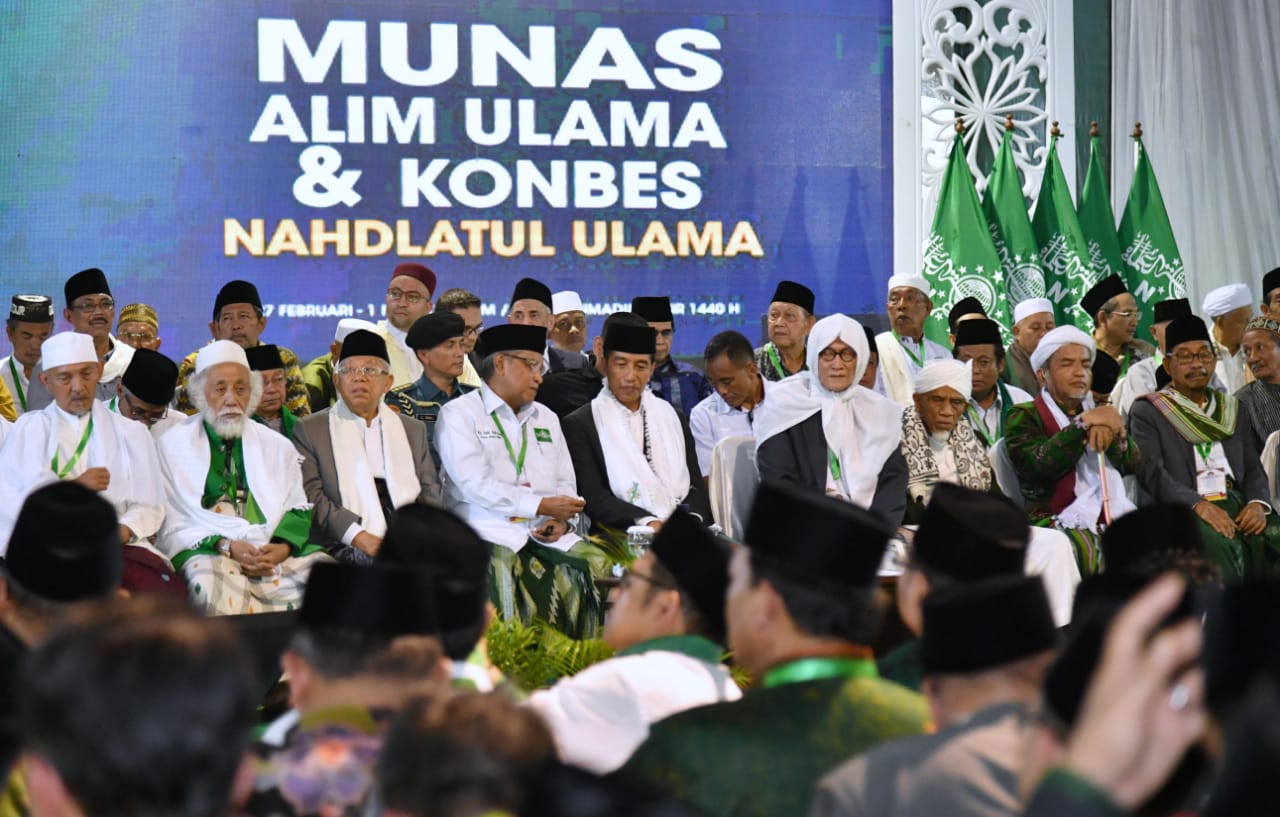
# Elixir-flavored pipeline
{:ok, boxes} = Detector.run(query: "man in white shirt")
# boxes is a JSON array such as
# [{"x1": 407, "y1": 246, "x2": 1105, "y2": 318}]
[
  {"x1": 1203, "y1": 282, "x2": 1254, "y2": 395},
  {"x1": 951, "y1": 319, "x2": 1032, "y2": 447},
  {"x1": 876, "y1": 275, "x2": 952, "y2": 405},
  {"x1": 436, "y1": 324, "x2": 602, "y2": 638},
  {"x1": 0, "y1": 332, "x2": 165, "y2": 582},
  {"x1": 2, "y1": 294, "x2": 54, "y2": 416},
  {"x1": 377, "y1": 262, "x2": 437, "y2": 388},
  {"x1": 110, "y1": 347, "x2": 183, "y2": 438},
  {"x1": 527, "y1": 509, "x2": 741, "y2": 773},
  {"x1": 690, "y1": 331, "x2": 766, "y2": 478},
  {"x1": 292, "y1": 329, "x2": 441, "y2": 565}
]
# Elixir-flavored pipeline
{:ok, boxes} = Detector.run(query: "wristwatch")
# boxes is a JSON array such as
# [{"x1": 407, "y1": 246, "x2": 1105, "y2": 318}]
[{"x1": 217, "y1": 537, "x2": 232, "y2": 556}]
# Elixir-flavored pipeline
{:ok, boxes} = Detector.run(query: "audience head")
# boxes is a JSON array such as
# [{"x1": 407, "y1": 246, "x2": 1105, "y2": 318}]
[
  {"x1": 703, "y1": 331, "x2": 761, "y2": 410},
  {"x1": 1203, "y1": 283, "x2": 1253, "y2": 350},
  {"x1": 1161, "y1": 315, "x2": 1215, "y2": 395},
  {"x1": 1150, "y1": 297, "x2": 1192, "y2": 351},
  {"x1": 244, "y1": 344, "x2": 287, "y2": 420},
  {"x1": 18, "y1": 597, "x2": 256, "y2": 817},
  {"x1": 435, "y1": 288, "x2": 484, "y2": 355},
  {"x1": 407, "y1": 312, "x2": 467, "y2": 385},
  {"x1": 1262, "y1": 267, "x2": 1280, "y2": 319},
  {"x1": 859, "y1": 324, "x2": 880, "y2": 388},
  {"x1": 1011, "y1": 298, "x2": 1056, "y2": 356},
  {"x1": 115, "y1": 303, "x2": 161, "y2": 351},
  {"x1": 334, "y1": 330, "x2": 393, "y2": 419},
  {"x1": 808, "y1": 314, "x2": 869, "y2": 395},
  {"x1": 508, "y1": 277, "x2": 554, "y2": 329},
  {"x1": 1031, "y1": 326, "x2": 1095, "y2": 402},
  {"x1": 386, "y1": 263, "x2": 436, "y2": 332},
  {"x1": 765, "y1": 280, "x2": 816, "y2": 354},
  {"x1": 190, "y1": 340, "x2": 261, "y2": 439},
  {"x1": 1090, "y1": 350, "x2": 1120, "y2": 405},
  {"x1": 602, "y1": 322, "x2": 657, "y2": 410},
  {"x1": 38, "y1": 333, "x2": 101, "y2": 416},
  {"x1": 952, "y1": 318, "x2": 1006, "y2": 402},
  {"x1": 477, "y1": 324, "x2": 547, "y2": 410},
  {"x1": 590, "y1": 311, "x2": 650, "y2": 373},
  {"x1": 1203, "y1": 579, "x2": 1280, "y2": 738},
  {"x1": 7, "y1": 294, "x2": 55, "y2": 369},
  {"x1": 117, "y1": 348, "x2": 179, "y2": 427},
  {"x1": 208, "y1": 280, "x2": 266, "y2": 348},
  {"x1": 62, "y1": 268, "x2": 114, "y2": 342},
  {"x1": 912, "y1": 359, "x2": 972, "y2": 435},
  {"x1": 1241, "y1": 316, "x2": 1280, "y2": 386},
  {"x1": 732, "y1": 481, "x2": 889, "y2": 677},
  {"x1": 631, "y1": 296, "x2": 676, "y2": 365},
  {"x1": 1101, "y1": 504, "x2": 1210, "y2": 575},
  {"x1": 550, "y1": 290, "x2": 588, "y2": 353},
  {"x1": 946, "y1": 296, "x2": 987, "y2": 343},
  {"x1": 886, "y1": 275, "x2": 933, "y2": 342},
  {"x1": 1082, "y1": 275, "x2": 1138, "y2": 343}
]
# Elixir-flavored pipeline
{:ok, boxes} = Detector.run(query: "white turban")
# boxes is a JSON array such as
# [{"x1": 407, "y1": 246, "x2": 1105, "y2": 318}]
[
  {"x1": 887, "y1": 274, "x2": 932, "y2": 298},
  {"x1": 195, "y1": 339, "x2": 250, "y2": 374},
  {"x1": 913, "y1": 359, "x2": 973, "y2": 401},
  {"x1": 1013, "y1": 298, "x2": 1055, "y2": 324},
  {"x1": 41, "y1": 332, "x2": 97, "y2": 370},
  {"x1": 334, "y1": 318, "x2": 377, "y2": 342},
  {"x1": 552, "y1": 290, "x2": 584, "y2": 314},
  {"x1": 1030, "y1": 326, "x2": 1096, "y2": 372},
  {"x1": 1202, "y1": 283, "x2": 1253, "y2": 318}
]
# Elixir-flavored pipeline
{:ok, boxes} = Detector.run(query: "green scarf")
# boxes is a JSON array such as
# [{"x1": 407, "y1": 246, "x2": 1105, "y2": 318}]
[{"x1": 1143, "y1": 386, "x2": 1238, "y2": 444}]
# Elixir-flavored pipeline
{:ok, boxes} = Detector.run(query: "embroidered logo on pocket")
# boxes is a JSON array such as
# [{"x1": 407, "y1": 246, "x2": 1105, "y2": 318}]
[{"x1": 534, "y1": 427, "x2": 552, "y2": 443}]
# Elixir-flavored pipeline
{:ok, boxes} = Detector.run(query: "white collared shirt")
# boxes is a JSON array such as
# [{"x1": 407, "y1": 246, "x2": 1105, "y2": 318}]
[
  {"x1": 436, "y1": 383, "x2": 579, "y2": 550},
  {"x1": 689, "y1": 391, "x2": 757, "y2": 477},
  {"x1": 967, "y1": 383, "x2": 1033, "y2": 441}
]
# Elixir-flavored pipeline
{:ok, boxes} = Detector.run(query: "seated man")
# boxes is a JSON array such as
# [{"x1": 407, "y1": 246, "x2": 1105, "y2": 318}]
[
  {"x1": 564, "y1": 322, "x2": 711, "y2": 533},
  {"x1": 1204, "y1": 282, "x2": 1254, "y2": 395},
  {"x1": 536, "y1": 311, "x2": 648, "y2": 418},
  {"x1": 246, "y1": 344, "x2": 297, "y2": 439},
  {"x1": 876, "y1": 275, "x2": 952, "y2": 405},
  {"x1": 1083, "y1": 274, "x2": 1155, "y2": 378},
  {"x1": 1111, "y1": 297, "x2": 1195, "y2": 415},
  {"x1": 155, "y1": 340, "x2": 330, "y2": 615},
  {"x1": 376, "y1": 262, "x2": 436, "y2": 388},
  {"x1": 527, "y1": 509, "x2": 741, "y2": 773},
  {"x1": 301, "y1": 318, "x2": 378, "y2": 413},
  {"x1": 1129, "y1": 314, "x2": 1280, "y2": 578},
  {"x1": 901, "y1": 359, "x2": 992, "y2": 519},
  {"x1": 631, "y1": 295, "x2": 711, "y2": 415},
  {"x1": 110, "y1": 347, "x2": 182, "y2": 437},
  {"x1": 433, "y1": 287, "x2": 484, "y2": 386},
  {"x1": 754, "y1": 280, "x2": 816, "y2": 381},
  {"x1": 952, "y1": 318, "x2": 1032, "y2": 447},
  {"x1": 387, "y1": 311, "x2": 476, "y2": 464},
  {"x1": 946, "y1": 295, "x2": 987, "y2": 345},
  {"x1": 0, "y1": 333, "x2": 165, "y2": 562},
  {"x1": 1003, "y1": 298, "x2": 1056, "y2": 395},
  {"x1": 436, "y1": 324, "x2": 603, "y2": 638},
  {"x1": 2, "y1": 294, "x2": 55, "y2": 417},
  {"x1": 246, "y1": 562, "x2": 452, "y2": 817},
  {"x1": 812, "y1": 576, "x2": 1059, "y2": 817},
  {"x1": 756, "y1": 314, "x2": 907, "y2": 529},
  {"x1": 173, "y1": 280, "x2": 309, "y2": 417},
  {"x1": 620, "y1": 481, "x2": 930, "y2": 817},
  {"x1": 550, "y1": 290, "x2": 588, "y2": 354},
  {"x1": 293, "y1": 330, "x2": 441, "y2": 565},
  {"x1": 508, "y1": 277, "x2": 586, "y2": 373},
  {"x1": 1005, "y1": 326, "x2": 1139, "y2": 575},
  {"x1": 1090, "y1": 350, "x2": 1120, "y2": 407},
  {"x1": 690, "y1": 330, "x2": 766, "y2": 479},
  {"x1": 1235, "y1": 315, "x2": 1280, "y2": 451},
  {"x1": 114, "y1": 303, "x2": 162, "y2": 351}
]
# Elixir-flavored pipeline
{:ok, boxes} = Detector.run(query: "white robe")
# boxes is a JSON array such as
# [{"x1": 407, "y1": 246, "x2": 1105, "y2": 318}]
[
  {"x1": 377, "y1": 320, "x2": 422, "y2": 388},
  {"x1": 875, "y1": 331, "x2": 952, "y2": 406},
  {"x1": 0, "y1": 399, "x2": 164, "y2": 551}
]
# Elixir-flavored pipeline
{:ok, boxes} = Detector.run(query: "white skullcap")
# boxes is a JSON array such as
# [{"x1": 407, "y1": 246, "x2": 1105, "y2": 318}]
[
  {"x1": 1013, "y1": 298, "x2": 1055, "y2": 324},
  {"x1": 1030, "y1": 326, "x2": 1096, "y2": 372},
  {"x1": 194, "y1": 339, "x2": 250, "y2": 374},
  {"x1": 552, "y1": 290, "x2": 584, "y2": 314},
  {"x1": 913, "y1": 359, "x2": 973, "y2": 401},
  {"x1": 334, "y1": 318, "x2": 377, "y2": 342},
  {"x1": 887, "y1": 274, "x2": 932, "y2": 298},
  {"x1": 40, "y1": 332, "x2": 97, "y2": 370},
  {"x1": 1202, "y1": 283, "x2": 1253, "y2": 318}
]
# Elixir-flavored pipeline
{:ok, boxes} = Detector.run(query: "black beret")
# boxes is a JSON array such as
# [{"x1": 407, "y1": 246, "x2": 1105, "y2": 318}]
[
  {"x1": 921, "y1": 575, "x2": 1058, "y2": 676},
  {"x1": 338, "y1": 329, "x2": 390, "y2": 363},
  {"x1": 651, "y1": 509, "x2": 730, "y2": 645},
  {"x1": 769, "y1": 280, "x2": 815, "y2": 314},
  {"x1": 630, "y1": 296, "x2": 674, "y2": 323},
  {"x1": 244, "y1": 344, "x2": 285, "y2": 372},
  {"x1": 2, "y1": 482, "x2": 121, "y2": 602},
  {"x1": 1080, "y1": 274, "x2": 1129, "y2": 317},
  {"x1": 406, "y1": 312, "x2": 465, "y2": 351},
  {"x1": 912, "y1": 483, "x2": 1028, "y2": 582},
  {"x1": 64, "y1": 268, "x2": 110, "y2": 305},
  {"x1": 121, "y1": 348, "x2": 179, "y2": 406},
  {"x1": 213, "y1": 280, "x2": 262, "y2": 319},
  {"x1": 511, "y1": 277, "x2": 552, "y2": 309}
]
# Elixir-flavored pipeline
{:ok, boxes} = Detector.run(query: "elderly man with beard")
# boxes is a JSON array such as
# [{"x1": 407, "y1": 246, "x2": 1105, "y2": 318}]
[
  {"x1": 155, "y1": 340, "x2": 330, "y2": 615},
  {"x1": 1236, "y1": 316, "x2": 1280, "y2": 451},
  {"x1": 1204, "y1": 283, "x2": 1255, "y2": 395}
]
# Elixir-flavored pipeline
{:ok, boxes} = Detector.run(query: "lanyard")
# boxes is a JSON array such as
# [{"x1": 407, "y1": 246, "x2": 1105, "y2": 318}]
[
  {"x1": 766, "y1": 342, "x2": 787, "y2": 377},
  {"x1": 966, "y1": 403, "x2": 995, "y2": 447},
  {"x1": 8, "y1": 357, "x2": 25, "y2": 412},
  {"x1": 1119, "y1": 348, "x2": 1131, "y2": 378},
  {"x1": 827, "y1": 446, "x2": 842, "y2": 481},
  {"x1": 762, "y1": 656, "x2": 878, "y2": 688},
  {"x1": 1195, "y1": 441, "x2": 1216, "y2": 467},
  {"x1": 108, "y1": 396, "x2": 118, "y2": 412},
  {"x1": 51, "y1": 416, "x2": 94, "y2": 478},
  {"x1": 490, "y1": 410, "x2": 528, "y2": 478},
  {"x1": 894, "y1": 332, "x2": 926, "y2": 368}
]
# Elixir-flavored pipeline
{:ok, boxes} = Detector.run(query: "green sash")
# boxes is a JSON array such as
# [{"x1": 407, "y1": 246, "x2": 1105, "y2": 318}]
[
  {"x1": 1142, "y1": 387, "x2": 1238, "y2": 444},
  {"x1": 762, "y1": 656, "x2": 878, "y2": 688}
]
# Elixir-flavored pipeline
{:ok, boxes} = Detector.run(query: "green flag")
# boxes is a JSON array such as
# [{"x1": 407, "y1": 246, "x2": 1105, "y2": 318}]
[
  {"x1": 982, "y1": 128, "x2": 1048, "y2": 309},
  {"x1": 1118, "y1": 134, "x2": 1186, "y2": 339},
  {"x1": 921, "y1": 129, "x2": 1012, "y2": 345},
  {"x1": 1032, "y1": 134, "x2": 1102, "y2": 331},
  {"x1": 1078, "y1": 131, "x2": 1126, "y2": 281}
]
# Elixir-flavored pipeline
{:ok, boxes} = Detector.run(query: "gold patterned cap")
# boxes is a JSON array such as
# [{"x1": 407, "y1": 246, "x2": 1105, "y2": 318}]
[
  {"x1": 1245, "y1": 315, "x2": 1280, "y2": 338},
  {"x1": 117, "y1": 303, "x2": 158, "y2": 330}
]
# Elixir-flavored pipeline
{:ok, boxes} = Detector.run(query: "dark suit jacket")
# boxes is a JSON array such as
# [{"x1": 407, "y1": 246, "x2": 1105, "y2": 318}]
[
  {"x1": 293, "y1": 408, "x2": 441, "y2": 545},
  {"x1": 562, "y1": 401, "x2": 712, "y2": 532},
  {"x1": 1128, "y1": 397, "x2": 1270, "y2": 506},
  {"x1": 756, "y1": 412, "x2": 909, "y2": 529},
  {"x1": 537, "y1": 359, "x2": 604, "y2": 418},
  {"x1": 548, "y1": 345, "x2": 587, "y2": 374}
]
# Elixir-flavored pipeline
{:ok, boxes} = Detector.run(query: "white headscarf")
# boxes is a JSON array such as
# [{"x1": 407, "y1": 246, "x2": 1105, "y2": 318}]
[
  {"x1": 887, "y1": 274, "x2": 932, "y2": 298},
  {"x1": 1202, "y1": 283, "x2": 1252, "y2": 318},
  {"x1": 1013, "y1": 298, "x2": 1055, "y2": 325},
  {"x1": 754, "y1": 314, "x2": 904, "y2": 508},
  {"x1": 913, "y1": 359, "x2": 973, "y2": 400},
  {"x1": 1030, "y1": 326, "x2": 1096, "y2": 372}
]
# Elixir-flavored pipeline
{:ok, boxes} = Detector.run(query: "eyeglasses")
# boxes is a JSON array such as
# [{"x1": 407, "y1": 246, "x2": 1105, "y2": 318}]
[
  {"x1": 463, "y1": 324, "x2": 484, "y2": 339},
  {"x1": 501, "y1": 353, "x2": 543, "y2": 373},
  {"x1": 71, "y1": 298, "x2": 115, "y2": 313},
  {"x1": 618, "y1": 570, "x2": 674, "y2": 591},
  {"x1": 120, "y1": 331, "x2": 157, "y2": 343},
  {"x1": 387, "y1": 289, "x2": 428, "y2": 305},
  {"x1": 1106, "y1": 310, "x2": 1138, "y2": 319},
  {"x1": 337, "y1": 365, "x2": 391, "y2": 378},
  {"x1": 818, "y1": 348, "x2": 857, "y2": 363},
  {"x1": 1171, "y1": 350, "x2": 1216, "y2": 365}
]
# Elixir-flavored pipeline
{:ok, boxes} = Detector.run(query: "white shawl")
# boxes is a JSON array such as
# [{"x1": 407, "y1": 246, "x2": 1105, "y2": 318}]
[
  {"x1": 100, "y1": 335, "x2": 134, "y2": 384},
  {"x1": 756, "y1": 315, "x2": 904, "y2": 508},
  {"x1": 1040, "y1": 388, "x2": 1136, "y2": 532},
  {"x1": 155, "y1": 414, "x2": 310, "y2": 554},
  {"x1": 329, "y1": 400, "x2": 420, "y2": 537},
  {"x1": 875, "y1": 330, "x2": 916, "y2": 406},
  {"x1": 590, "y1": 386, "x2": 690, "y2": 519}
]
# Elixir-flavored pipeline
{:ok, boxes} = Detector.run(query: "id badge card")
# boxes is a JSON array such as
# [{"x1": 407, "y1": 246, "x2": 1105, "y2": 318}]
[
  {"x1": 1197, "y1": 468, "x2": 1228, "y2": 501},
  {"x1": 508, "y1": 481, "x2": 536, "y2": 524}
]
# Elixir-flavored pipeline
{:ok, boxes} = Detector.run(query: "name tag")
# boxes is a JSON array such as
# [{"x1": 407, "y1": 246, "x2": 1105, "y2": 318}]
[
  {"x1": 534, "y1": 427, "x2": 553, "y2": 443},
  {"x1": 1197, "y1": 468, "x2": 1228, "y2": 501},
  {"x1": 476, "y1": 428, "x2": 503, "y2": 440}
]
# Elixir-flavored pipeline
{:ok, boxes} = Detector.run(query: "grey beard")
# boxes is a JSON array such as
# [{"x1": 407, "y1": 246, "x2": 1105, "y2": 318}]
[{"x1": 207, "y1": 412, "x2": 247, "y2": 439}]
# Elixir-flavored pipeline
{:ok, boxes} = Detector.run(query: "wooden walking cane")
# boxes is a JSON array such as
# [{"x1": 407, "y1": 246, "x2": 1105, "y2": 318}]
[{"x1": 1098, "y1": 451, "x2": 1113, "y2": 528}]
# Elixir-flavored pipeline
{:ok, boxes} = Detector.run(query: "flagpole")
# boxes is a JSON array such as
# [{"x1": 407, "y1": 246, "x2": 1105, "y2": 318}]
[{"x1": 1132, "y1": 121, "x2": 1142, "y2": 167}]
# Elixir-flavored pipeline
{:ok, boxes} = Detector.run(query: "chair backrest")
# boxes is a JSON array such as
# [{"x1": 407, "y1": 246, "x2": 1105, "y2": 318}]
[
  {"x1": 1263, "y1": 429, "x2": 1280, "y2": 506},
  {"x1": 989, "y1": 438, "x2": 1025, "y2": 510},
  {"x1": 708, "y1": 435, "x2": 759, "y2": 539}
]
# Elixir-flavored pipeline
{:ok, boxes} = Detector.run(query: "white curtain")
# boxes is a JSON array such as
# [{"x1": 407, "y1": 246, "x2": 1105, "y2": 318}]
[{"x1": 1113, "y1": 0, "x2": 1280, "y2": 307}]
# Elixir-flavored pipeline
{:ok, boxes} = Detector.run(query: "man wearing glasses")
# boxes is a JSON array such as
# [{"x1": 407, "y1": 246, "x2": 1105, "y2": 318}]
[
  {"x1": 293, "y1": 329, "x2": 441, "y2": 565},
  {"x1": 1129, "y1": 314, "x2": 1280, "y2": 578},
  {"x1": 434, "y1": 287, "x2": 484, "y2": 388},
  {"x1": 876, "y1": 275, "x2": 952, "y2": 406},
  {"x1": 377, "y1": 262, "x2": 437, "y2": 388},
  {"x1": 25, "y1": 268, "x2": 135, "y2": 410},
  {"x1": 631, "y1": 295, "x2": 710, "y2": 416},
  {"x1": 952, "y1": 319, "x2": 1032, "y2": 448},
  {"x1": 1082, "y1": 274, "x2": 1155, "y2": 382},
  {"x1": 754, "y1": 280, "x2": 816, "y2": 382},
  {"x1": 114, "y1": 303, "x2": 162, "y2": 351}
]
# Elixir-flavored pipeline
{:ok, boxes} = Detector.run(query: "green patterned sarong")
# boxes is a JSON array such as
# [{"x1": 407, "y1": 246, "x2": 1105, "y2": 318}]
[
  {"x1": 1197, "y1": 488, "x2": 1280, "y2": 579},
  {"x1": 489, "y1": 538, "x2": 605, "y2": 639}
]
